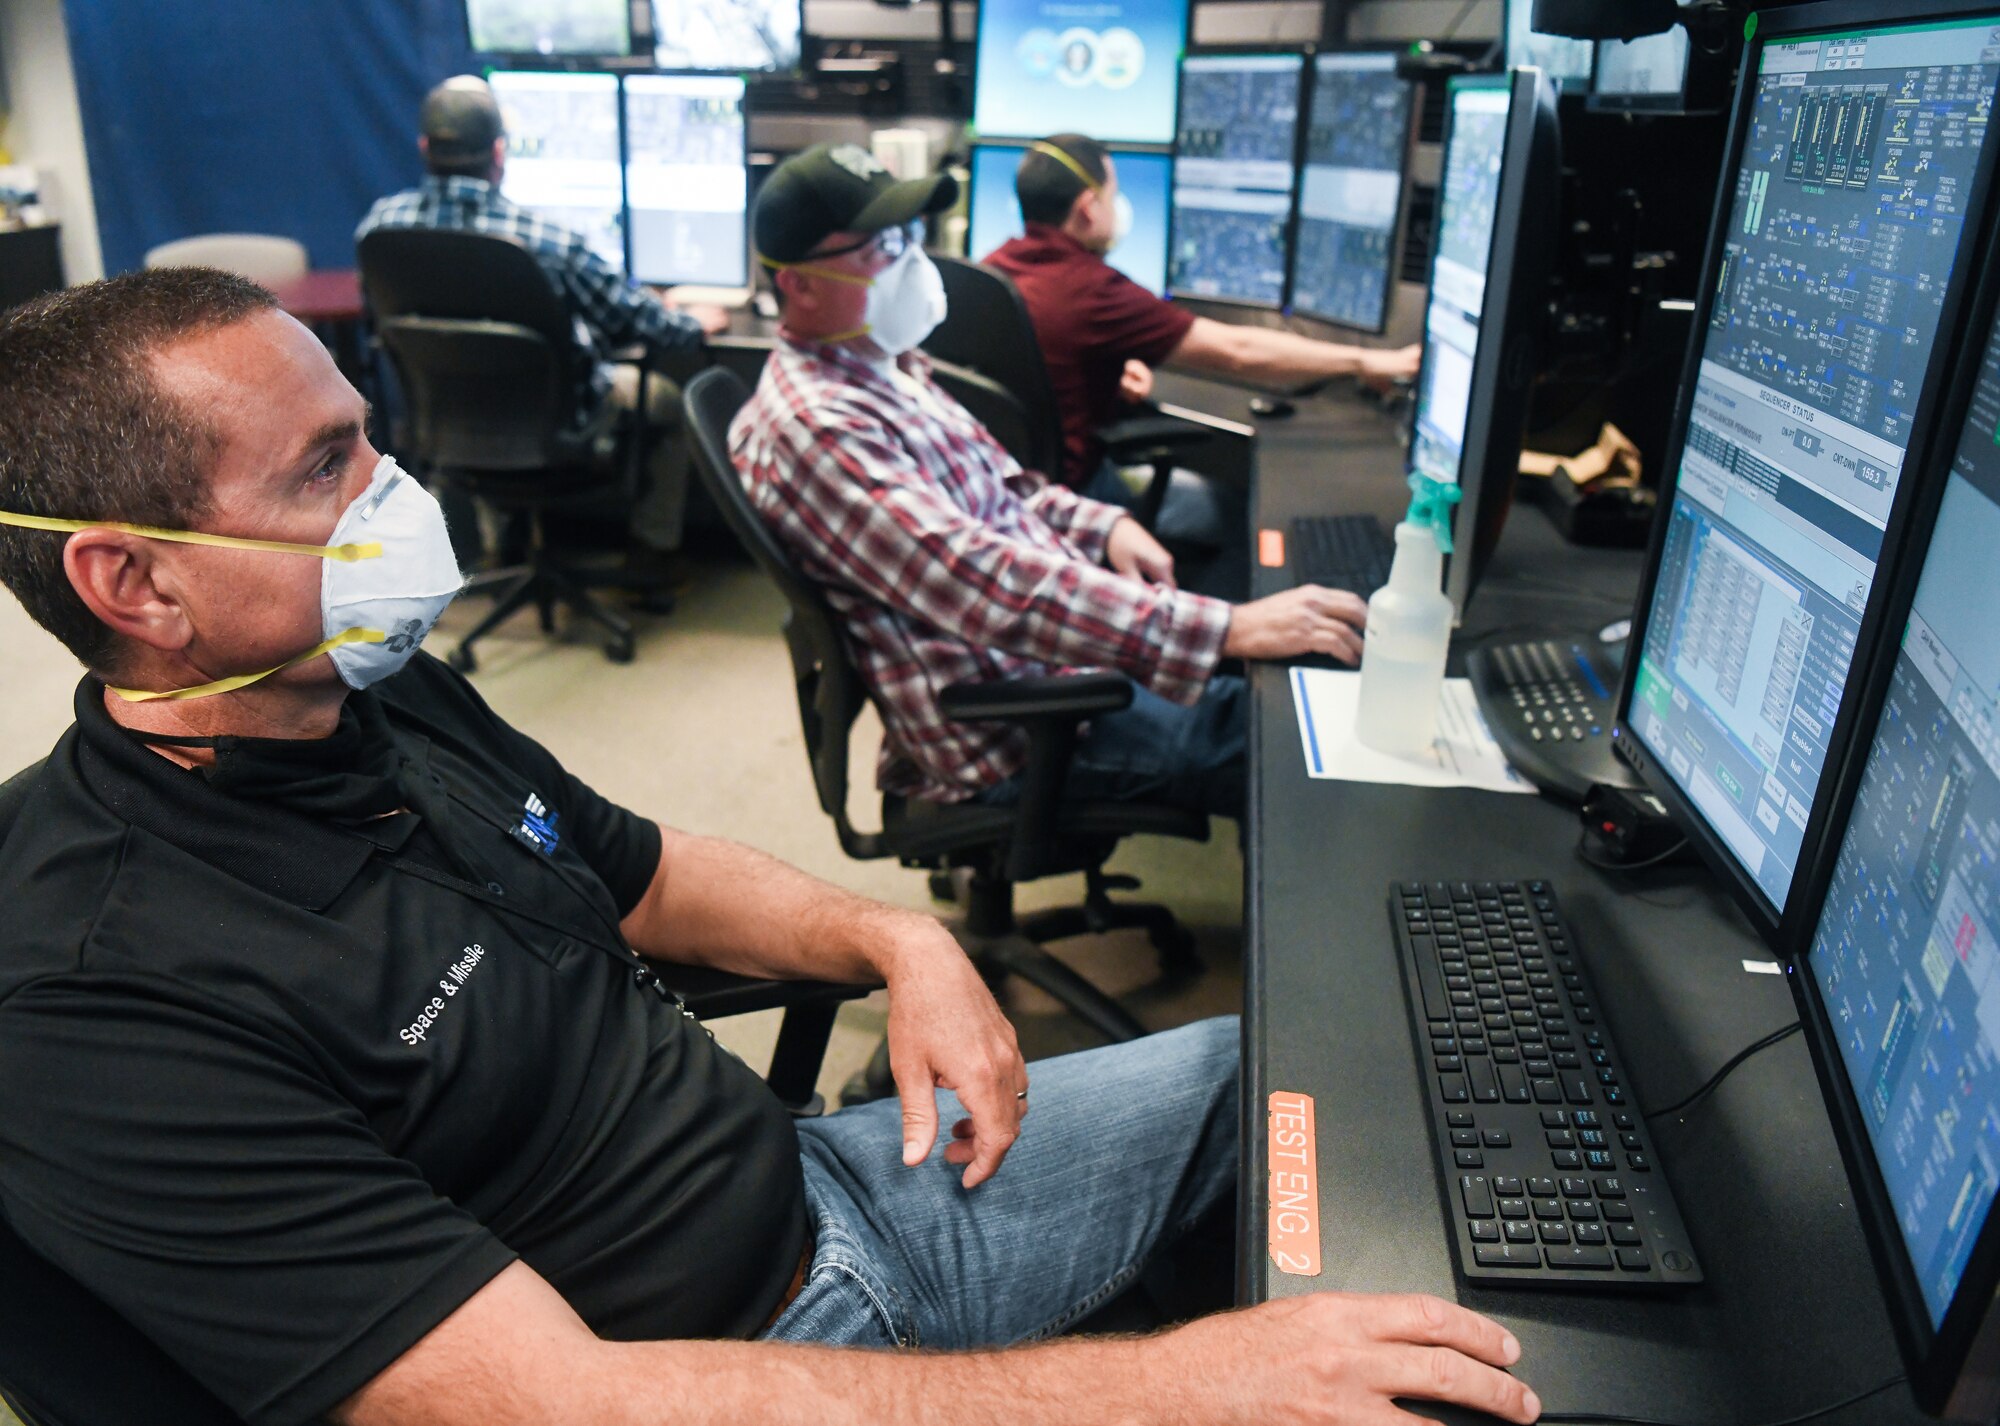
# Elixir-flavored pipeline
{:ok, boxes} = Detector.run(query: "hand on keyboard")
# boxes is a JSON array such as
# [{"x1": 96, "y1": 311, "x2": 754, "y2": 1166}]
[
  {"x1": 1223, "y1": 585, "x2": 1367, "y2": 664},
  {"x1": 1162, "y1": 1291, "x2": 1540, "y2": 1424}
]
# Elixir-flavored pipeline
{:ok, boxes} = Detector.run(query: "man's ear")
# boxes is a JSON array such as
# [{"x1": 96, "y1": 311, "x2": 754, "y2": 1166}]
[
  {"x1": 63, "y1": 531, "x2": 194, "y2": 658},
  {"x1": 774, "y1": 267, "x2": 814, "y2": 313}
]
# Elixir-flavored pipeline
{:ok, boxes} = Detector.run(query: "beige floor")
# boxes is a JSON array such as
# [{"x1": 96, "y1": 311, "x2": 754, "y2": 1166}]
[{"x1": 0, "y1": 551, "x2": 1244, "y2": 1420}]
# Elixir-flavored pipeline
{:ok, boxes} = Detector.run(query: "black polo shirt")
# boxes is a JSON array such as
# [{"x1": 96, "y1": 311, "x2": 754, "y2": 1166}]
[{"x1": 0, "y1": 655, "x2": 807, "y2": 1426}]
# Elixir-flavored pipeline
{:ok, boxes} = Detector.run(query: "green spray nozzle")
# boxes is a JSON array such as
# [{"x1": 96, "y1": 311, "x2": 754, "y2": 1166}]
[{"x1": 1405, "y1": 474, "x2": 1463, "y2": 554}]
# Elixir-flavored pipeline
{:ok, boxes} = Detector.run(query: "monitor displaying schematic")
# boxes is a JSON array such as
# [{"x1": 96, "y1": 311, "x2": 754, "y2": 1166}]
[
  {"x1": 652, "y1": 0, "x2": 801, "y2": 71},
  {"x1": 1291, "y1": 50, "x2": 1416, "y2": 333},
  {"x1": 489, "y1": 70, "x2": 625, "y2": 276},
  {"x1": 1616, "y1": 13, "x2": 2000, "y2": 921},
  {"x1": 1167, "y1": 53, "x2": 1304, "y2": 308},
  {"x1": 625, "y1": 74, "x2": 748, "y2": 288}
]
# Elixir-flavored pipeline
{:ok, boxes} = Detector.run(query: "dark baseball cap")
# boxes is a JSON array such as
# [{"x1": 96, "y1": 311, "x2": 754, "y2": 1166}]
[
  {"x1": 421, "y1": 76, "x2": 504, "y2": 158},
  {"x1": 754, "y1": 143, "x2": 959, "y2": 264}
]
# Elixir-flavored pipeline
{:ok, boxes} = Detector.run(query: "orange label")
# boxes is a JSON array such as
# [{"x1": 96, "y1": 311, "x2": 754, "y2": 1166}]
[
  {"x1": 1267, "y1": 1091, "x2": 1321, "y2": 1276},
  {"x1": 1258, "y1": 528, "x2": 1286, "y2": 567}
]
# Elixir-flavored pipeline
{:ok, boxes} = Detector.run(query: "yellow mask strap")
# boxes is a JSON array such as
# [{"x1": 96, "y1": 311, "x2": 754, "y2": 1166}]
[
  {"x1": 756, "y1": 253, "x2": 874, "y2": 287},
  {"x1": 0, "y1": 510, "x2": 383, "y2": 562},
  {"x1": 107, "y1": 626, "x2": 387, "y2": 704},
  {"x1": 1030, "y1": 141, "x2": 1103, "y2": 194}
]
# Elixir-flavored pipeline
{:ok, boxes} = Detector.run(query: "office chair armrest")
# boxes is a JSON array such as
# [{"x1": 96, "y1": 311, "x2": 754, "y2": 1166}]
[
  {"x1": 656, "y1": 962, "x2": 878, "y2": 1017},
  {"x1": 1097, "y1": 411, "x2": 1212, "y2": 460},
  {"x1": 938, "y1": 672, "x2": 1133, "y2": 722}
]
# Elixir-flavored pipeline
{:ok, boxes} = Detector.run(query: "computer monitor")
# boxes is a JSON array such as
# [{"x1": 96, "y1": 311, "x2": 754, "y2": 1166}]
[
  {"x1": 652, "y1": 0, "x2": 801, "y2": 73},
  {"x1": 1407, "y1": 69, "x2": 1561, "y2": 619},
  {"x1": 1166, "y1": 53, "x2": 1305, "y2": 309},
  {"x1": 966, "y1": 143, "x2": 1172, "y2": 297},
  {"x1": 1291, "y1": 50, "x2": 1416, "y2": 334},
  {"x1": 1503, "y1": 0, "x2": 1595, "y2": 93},
  {"x1": 1791, "y1": 236, "x2": 2000, "y2": 1421},
  {"x1": 489, "y1": 70, "x2": 625, "y2": 276},
  {"x1": 466, "y1": 0, "x2": 631, "y2": 57},
  {"x1": 1591, "y1": 29, "x2": 1689, "y2": 107},
  {"x1": 624, "y1": 74, "x2": 749, "y2": 289},
  {"x1": 971, "y1": 0, "x2": 1188, "y2": 145},
  {"x1": 1612, "y1": 6, "x2": 2000, "y2": 928}
]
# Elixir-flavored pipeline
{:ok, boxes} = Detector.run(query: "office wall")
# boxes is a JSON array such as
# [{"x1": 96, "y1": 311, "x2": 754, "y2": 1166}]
[
  {"x1": 64, "y1": 0, "x2": 476, "y2": 275},
  {"x1": 0, "y1": 0, "x2": 104, "y2": 282}
]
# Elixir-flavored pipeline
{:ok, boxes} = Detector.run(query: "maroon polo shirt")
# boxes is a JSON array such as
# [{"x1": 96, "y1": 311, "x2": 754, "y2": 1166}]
[{"x1": 985, "y1": 223, "x2": 1196, "y2": 487}]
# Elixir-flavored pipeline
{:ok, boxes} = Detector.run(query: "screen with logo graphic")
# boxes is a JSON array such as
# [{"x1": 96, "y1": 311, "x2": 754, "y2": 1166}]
[
  {"x1": 972, "y1": 0, "x2": 1188, "y2": 144},
  {"x1": 1622, "y1": 15, "x2": 2000, "y2": 915},
  {"x1": 625, "y1": 74, "x2": 749, "y2": 287},
  {"x1": 1167, "y1": 53, "x2": 1304, "y2": 307},
  {"x1": 968, "y1": 143, "x2": 1172, "y2": 295},
  {"x1": 489, "y1": 70, "x2": 625, "y2": 276}
]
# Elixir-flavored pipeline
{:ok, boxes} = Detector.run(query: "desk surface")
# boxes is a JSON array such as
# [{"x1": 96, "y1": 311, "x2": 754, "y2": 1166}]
[{"x1": 1205, "y1": 373, "x2": 1925, "y2": 1426}]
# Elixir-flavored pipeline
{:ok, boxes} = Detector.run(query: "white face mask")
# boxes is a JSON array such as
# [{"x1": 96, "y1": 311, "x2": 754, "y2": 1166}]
[
  {"x1": 862, "y1": 246, "x2": 948, "y2": 357},
  {"x1": 1109, "y1": 191, "x2": 1134, "y2": 251},
  {"x1": 0, "y1": 454, "x2": 464, "y2": 701},
  {"x1": 318, "y1": 455, "x2": 465, "y2": 690}
]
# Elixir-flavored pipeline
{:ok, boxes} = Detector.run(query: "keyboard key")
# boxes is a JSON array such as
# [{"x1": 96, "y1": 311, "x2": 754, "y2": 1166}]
[
  {"x1": 1579, "y1": 1130, "x2": 1607, "y2": 1148},
  {"x1": 1455, "y1": 1150, "x2": 1484, "y2": 1168},
  {"x1": 1440, "y1": 1075, "x2": 1469, "y2": 1103},
  {"x1": 1504, "y1": 1221, "x2": 1537, "y2": 1243},
  {"x1": 1574, "y1": 1110, "x2": 1601, "y2": 1129},
  {"x1": 1447, "y1": 1110, "x2": 1474, "y2": 1128},
  {"x1": 1527, "y1": 1176, "x2": 1556, "y2": 1197},
  {"x1": 1562, "y1": 1074, "x2": 1593, "y2": 1105},
  {"x1": 1546, "y1": 1245, "x2": 1614, "y2": 1270},
  {"x1": 1500, "y1": 1066, "x2": 1530, "y2": 1103},
  {"x1": 1468, "y1": 1059, "x2": 1500, "y2": 1104},
  {"x1": 1559, "y1": 1177, "x2": 1591, "y2": 1198},
  {"x1": 1603, "y1": 1202, "x2": 1634, "y2": 1222},
  {"x1": 1574, "y1": 1224, "x2": 1607, "y2": 1245},
  {"x1": 1469, "y1": 1220, "x2": 1501, "y2": 1242},
  {"x1": 1620, "y1": 1132, "x2": 1642, "y2": 1150},
  {"x1": 1628, "y1": 1154, "x2": 1652, "y2": 1173},
  {"x1": 1498, "y1": 1198, "x2": 1529, "y2": 1219},
  {"x1": 1539, "y1": 1110, "x2": 1570, "y2": 1129},
  {"x1": 1551, "y1": 1150, "x2": 1582, "y2": 1170},
  {"x1": 1483, "y1": 1129, "x2": 1511, "y2": 1148},
  {"x1": 1609, "y1": 1224, "x2": 1643, "y2": 1246},
  {"x1": 1532, "y1": 1079, "x2": 1562, "y2": 1104},
  {"x1": 1539, "y1": 1223, "x2": 1570, "y2": 1244},
  {"x1": 1459, "y1": 1175, "x2": 1494, "y2": 1218},
  {"x1": 1545, "y1": 1130, "x2": 1575, "y2": 1148},
  {"x1": 1584, "y1": 1151, "x2": 1615, "y2": 1171},
  {"x1": 1532, "y1": 1198, "x2": 1563, "y2": 1220},
  {"x1": 1475, "y1": 1242, "x2": 1543, "y2": 1268},
  {"x1": 1494, "y1": 1176, "x2": 1523, "y2": 1196},
  {"x1": 1595, "y1": 1177, "x2": 1626, "y2": 1198},
  {"x1": 1617, "y1": 1248, "x2": 1653, "y2": 1272},
  {"x1": 1566, "y1": 1201, "x2": 1599, "y2": 1221},
  {"x1": 1451, "y1": 1129, "x2": 1479, "y2": 1148},
  {"x1": 1437, "y1": 1055, "x2": 1464, "y2": 1072}
]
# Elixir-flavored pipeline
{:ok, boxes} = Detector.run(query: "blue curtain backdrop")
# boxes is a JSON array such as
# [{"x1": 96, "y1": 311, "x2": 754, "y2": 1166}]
[{"x1": 65, "y1": 0, "x2": 478, "y2": 274}]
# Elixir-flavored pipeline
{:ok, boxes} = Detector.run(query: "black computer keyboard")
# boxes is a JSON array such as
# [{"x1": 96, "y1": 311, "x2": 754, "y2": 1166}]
[
  {"x1": 1390, "y1": 879, "x2": 1702, "y2": 1289},
  {"x1": 1291, "y1": 514, "x2": 1394, "y2": 598}
]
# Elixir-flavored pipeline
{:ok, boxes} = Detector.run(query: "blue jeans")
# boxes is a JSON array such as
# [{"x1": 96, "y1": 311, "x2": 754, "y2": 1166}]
[
  {"x1": 764, "y1": 1016, "x2": 1240, "y2": 1349},
  {"x1": 973, "y1": 674, "x2": 1246, "y2": 822}
]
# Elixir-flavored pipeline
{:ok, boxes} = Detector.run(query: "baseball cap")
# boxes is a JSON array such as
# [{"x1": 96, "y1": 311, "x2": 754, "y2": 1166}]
[
  {"x1": 754, "y1": 143, "x2": 959, "y2": 264},
  {"x1": 420, "y1": 76, "x2": 504, "y2": 159}
]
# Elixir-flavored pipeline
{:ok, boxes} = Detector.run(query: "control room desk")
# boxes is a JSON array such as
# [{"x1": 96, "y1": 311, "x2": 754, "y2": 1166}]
[{"x1": 1217, "y1": 377, "x2": 1927, "y2": 1425}]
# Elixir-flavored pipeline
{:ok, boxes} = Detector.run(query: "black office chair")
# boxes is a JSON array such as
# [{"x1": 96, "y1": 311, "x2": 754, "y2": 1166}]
[
  {"x1": 685, "y1": 366, "x2": 1210, "y2": 1059},
  {"x1": 358, "y1": 227, "x2": 668, "y2": 670},
  {"x1": 925, "y1": 255, "x2": 1234, "y2": 534},
  {"x1": 0, "y1": 756, "x2": 866, "y2": 1426}
]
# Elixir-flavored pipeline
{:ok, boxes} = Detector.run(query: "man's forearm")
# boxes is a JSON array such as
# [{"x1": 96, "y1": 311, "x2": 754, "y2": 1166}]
[
  {"x1": 622, "y1": 828, "x2": 935, "y2": 985},
  {"x1": 1208, "y1": 328, "x2": 1364, "y2": 386}
]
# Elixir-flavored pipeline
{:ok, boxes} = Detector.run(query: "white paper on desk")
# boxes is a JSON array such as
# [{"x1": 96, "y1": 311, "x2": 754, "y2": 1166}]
[{"x1": 1290, "y1": 668, "x2": 1533, "y2": 794}]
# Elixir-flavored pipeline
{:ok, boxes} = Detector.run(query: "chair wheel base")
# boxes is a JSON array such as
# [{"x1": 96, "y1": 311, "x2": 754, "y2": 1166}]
[
  {"x1": 928, "y1": 870, "x2": 959, "y2": 903},
  {"x1": 448, "y1": 644, "x2": 477, "y2": 674},
  {"x1": 607, "y1": 635, "x2": 636, "y2": 664}
]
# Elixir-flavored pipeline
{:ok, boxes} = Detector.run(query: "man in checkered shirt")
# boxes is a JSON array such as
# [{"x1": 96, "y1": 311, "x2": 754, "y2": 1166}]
[
  {"x1": 730, "y1": 145, "x2": 1369, "y2": 819},
  {"x1": 357, "y1": 77, "x2": 726, "y2": 584}
]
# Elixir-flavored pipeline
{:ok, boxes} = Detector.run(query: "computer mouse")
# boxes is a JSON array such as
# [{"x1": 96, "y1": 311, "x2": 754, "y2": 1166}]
[{"x1": 1249, "y1": 396, "x2": 1296, "y2": 419}]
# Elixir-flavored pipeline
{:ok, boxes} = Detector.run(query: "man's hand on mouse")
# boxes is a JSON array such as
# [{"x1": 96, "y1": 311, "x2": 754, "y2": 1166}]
[
  {"x1": 1224, "y1": 585, "x2": 1367, "y2": 665},
  {"x1": 1158, "y1": 1291, "x2": 1541, "y2": 1425},
  {"x1": 1358, "y1": 344, "x2": 1422, "y2": 394}
]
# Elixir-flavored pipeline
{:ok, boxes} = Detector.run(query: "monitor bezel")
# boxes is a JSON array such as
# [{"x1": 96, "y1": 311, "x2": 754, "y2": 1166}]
[
  {"x1": 1288, "y1": 45, "x2": 1420, "y2": 336},
  {"x1": 1408, "y1": 68, "x2": 1561, "y2": 620},
  {"x1": 1782, "y1": 198, "x2": 2000, "y2": 1418},
  {"x1": 644, "y1": 0, "x2": 805, "y2": 75},
  {"x1": 1164, "y1": 48, "x2": 1308, "y2": 312},
  {"x1": 963, "y1": 140, "x2": 1175, "y2": 296},
  {"x1": 1607, "y1": 0, "x2": 2000, "y2": 943},
  {"x1": 464, "y1": 0, "x2": 635, "y2": 60},
  {"x1": 969, "y1": 0, "x2": 1191, "y2": 145},
  {"x1": 622, "y1": 71, "x2": 752, "y2": 288}
]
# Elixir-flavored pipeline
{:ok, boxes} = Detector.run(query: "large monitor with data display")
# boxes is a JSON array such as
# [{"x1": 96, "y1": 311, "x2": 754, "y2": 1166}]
[
  {"x1": 1613, "y1": 9, "x2": 2000, "y2": 927},
  {"x1": 1408, "y1": 69, "x2": 1560, "y2": 618},
  {"x1": 625, "y1": 74, "x2": 749, "y2": 288},
  {"x1": 1504, "y1": 0, "x2": 1595, "y2": 93},
  {"x1": 1794, "y1": 228, "x2": 2000, "y2": 1420},
  {"x1": 489, "y1": 70, "x2": 625, "y2": 276},
  {"x1": 1167, "y1": 53, "x2": 1304, "y2": 308},
  {"x1": 467, "y1": 0, "x2": 630, "y2": 56},
  {"x1": 652, "y1": 0, "x2": 801, "y2": 72},
  {"x1": 1291, "y1": 50, "x2": 1416, "y2": 333},
  {"x1": 972, "y1": 0, "x2": 1186, "y2": 144},
  {"x1": 967, "y1": 144, "x2": 1172, "y2": 297}
]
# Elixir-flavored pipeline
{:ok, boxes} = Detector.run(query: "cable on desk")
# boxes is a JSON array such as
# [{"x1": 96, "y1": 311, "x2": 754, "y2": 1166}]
[
  {"x1": 1538, "y1": 1373, "x2": 1904, "y2": 1426},
  {"x1": 1574, "y1": 832, "x2": 1690, "y2": 873},
  {"x1": 1644, "y1": 1022, "x2": 1801, "y2": 1122}
]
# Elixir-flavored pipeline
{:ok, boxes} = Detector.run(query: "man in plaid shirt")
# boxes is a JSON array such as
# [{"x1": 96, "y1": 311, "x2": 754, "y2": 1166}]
[
  {"x1": 730, "y1": 145, "x2": 1369, "y2": 817},
  {"x1": 357, "y1": 77, "x2": 725, "y2": 582}
]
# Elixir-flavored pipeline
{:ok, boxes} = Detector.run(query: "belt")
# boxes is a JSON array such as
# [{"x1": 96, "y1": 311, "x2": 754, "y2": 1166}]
[{"x1": 761, "y1": 1240, "x2": 814, "y2": 1332}]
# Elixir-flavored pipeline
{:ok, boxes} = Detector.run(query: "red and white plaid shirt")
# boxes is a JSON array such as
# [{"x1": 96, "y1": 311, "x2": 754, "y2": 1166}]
[{"x1": 729, "y1": 335, "x2": 1232, "y2": 803}]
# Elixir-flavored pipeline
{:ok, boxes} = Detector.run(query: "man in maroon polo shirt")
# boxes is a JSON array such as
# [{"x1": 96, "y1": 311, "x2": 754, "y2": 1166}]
[{"x1": 984, "y1": 134, "x2": 1421, "y2": 493}]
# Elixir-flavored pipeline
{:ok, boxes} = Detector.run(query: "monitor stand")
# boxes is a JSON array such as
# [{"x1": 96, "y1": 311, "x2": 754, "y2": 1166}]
[{"x1": 1468, "y1": 628, "x2": 1642, "y2": 802}]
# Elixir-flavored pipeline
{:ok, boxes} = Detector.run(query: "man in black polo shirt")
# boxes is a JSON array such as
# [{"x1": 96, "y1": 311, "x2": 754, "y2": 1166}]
[{"x1": 0, "y1": 271, "x2": 1538, "y2": 1426}]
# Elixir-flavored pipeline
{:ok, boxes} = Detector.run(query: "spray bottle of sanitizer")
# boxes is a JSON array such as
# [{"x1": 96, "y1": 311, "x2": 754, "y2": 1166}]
[{"x1": 1354, "y1": 475, "x2": 1461, "y2": 757}]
